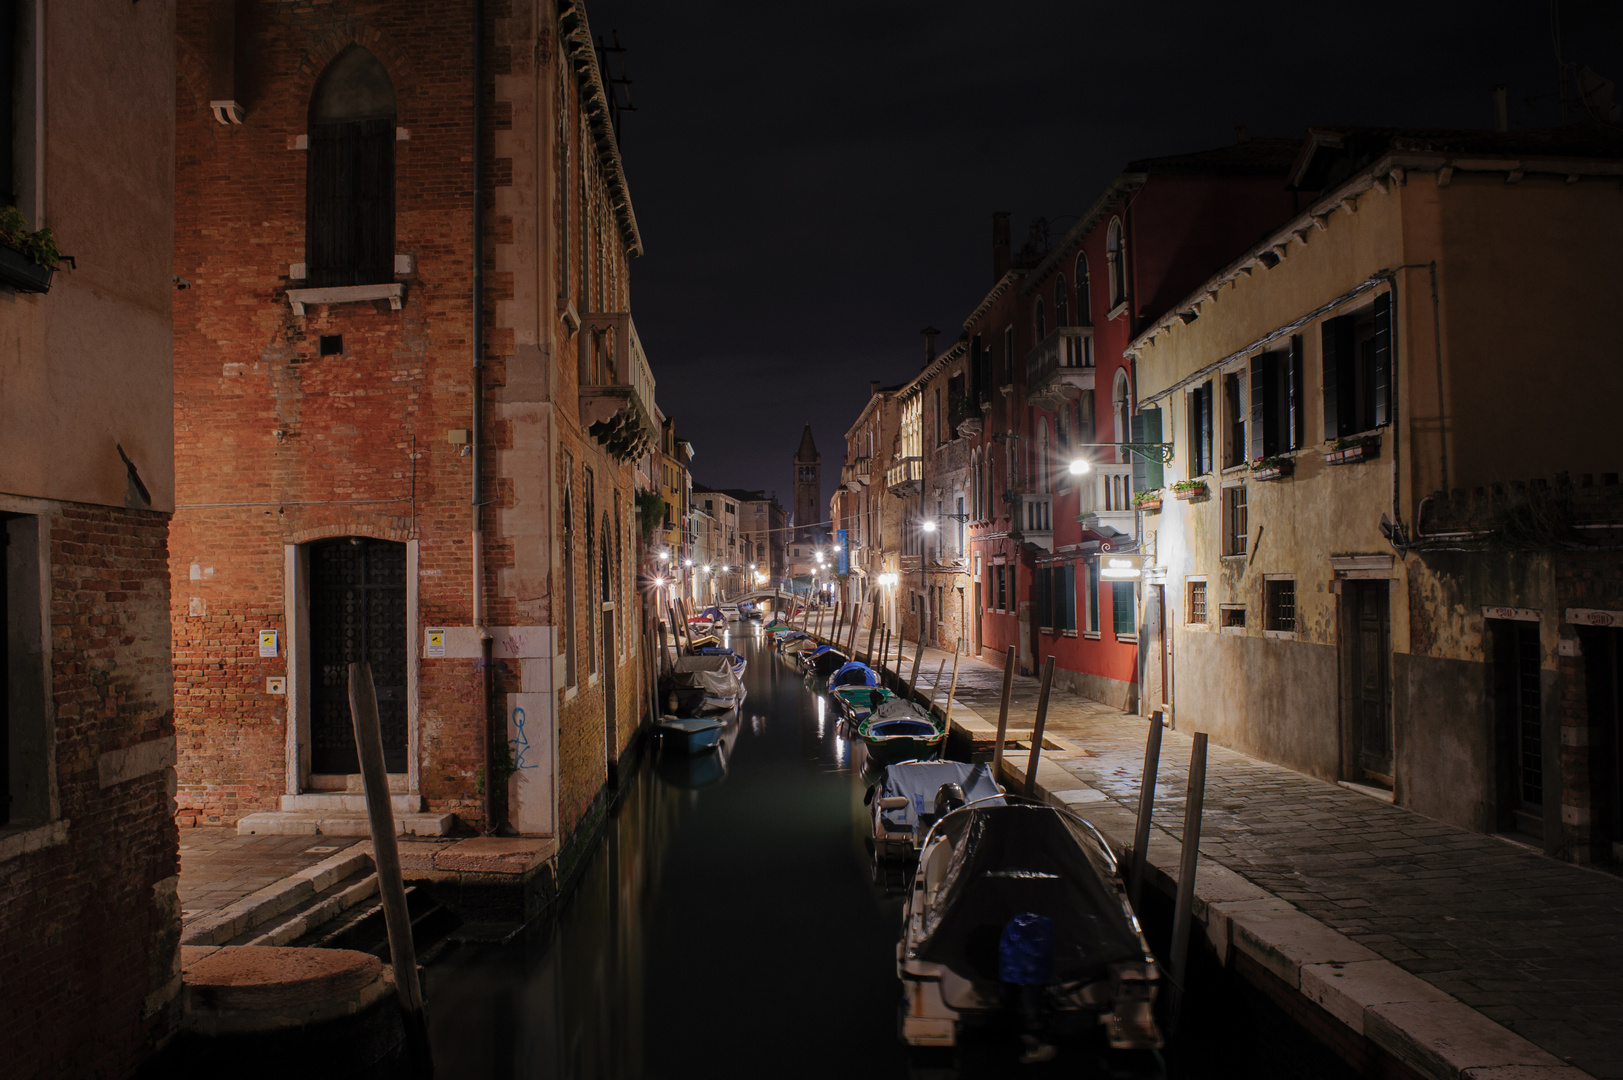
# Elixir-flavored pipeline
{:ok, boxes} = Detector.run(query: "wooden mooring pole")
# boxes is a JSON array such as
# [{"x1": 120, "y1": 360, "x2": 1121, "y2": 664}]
[
  {"x1": 942, "y1": 638, "x2": 962, "y2": 728},
  {"x1": 1129, "y1": 708, "x2": 1165, "y2": 911},
  {"x1": 1169, "y1": 732, "x2": 1209, "y2": 1034},
  {"x1": 348, "y1": 662, "x2": 431, "y2": 1072},
  {"x1": 1024, "y1": 655, "x2": 1055, "y2": 798},
  {"x1": 909, "y1": 633, "x2": 925, "y2": 696},
  {"x1": 991, "y1": 645, "x2": 1016, "y2": 781}
]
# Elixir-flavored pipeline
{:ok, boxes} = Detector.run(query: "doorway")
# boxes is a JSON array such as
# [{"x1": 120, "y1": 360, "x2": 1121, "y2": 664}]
[
  {"x1": 1143, "y1": 584, "x2": 1166, "y2": 715},
  {"x1": 1491, "y1": 618, "x2": 1545, "y2": 838},
  {"x1": 1344, "y1": 581, "x2": 1392, "y2": 787},
  {"x1": 308, "y1": 537, "x2": 408, "y2": 774},
  {"x1": 1581, "y1": 627, "x2": 1621, "y2": 859}
]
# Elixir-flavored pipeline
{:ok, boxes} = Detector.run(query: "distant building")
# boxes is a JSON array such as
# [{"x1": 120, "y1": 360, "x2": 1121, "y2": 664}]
[
  {"x1": 0, "y1": 2, "x2": 181, "y2": 1072},
  {"x1": 833, "y1": 383, "x2": 905, "y2": 622},
  {"x1": 1132, "y1": 126, "x2": 1623, "y2": 862}
]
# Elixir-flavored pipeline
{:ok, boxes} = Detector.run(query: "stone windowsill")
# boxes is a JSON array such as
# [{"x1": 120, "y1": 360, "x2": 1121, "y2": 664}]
[
  {"x1": 286, "y1": 283, "x2": 405, "y2": 317},
  {"x1": 0, "y1": 818, "x2": 69, "y2": 862}
]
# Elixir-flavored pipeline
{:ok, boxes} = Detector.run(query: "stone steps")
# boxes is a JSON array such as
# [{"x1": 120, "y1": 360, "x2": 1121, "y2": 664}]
[
  {"x1": 182, "y1": 845, "x2": 373, "y2": 947},
  {"x1": 231, "y1": 869, "x2": 381, "y2": 948},
  {"x1": 235, "y1": 811, "x2": 455, "y2": 837}
]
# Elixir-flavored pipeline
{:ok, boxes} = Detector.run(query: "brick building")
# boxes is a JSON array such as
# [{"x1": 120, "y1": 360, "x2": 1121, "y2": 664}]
[
  {"x1": 1, "y1": 1, "x2": 182, "y2": 1073},
  {"x1": 170, "y1": 0, "x2": 655, "y2": 845}
]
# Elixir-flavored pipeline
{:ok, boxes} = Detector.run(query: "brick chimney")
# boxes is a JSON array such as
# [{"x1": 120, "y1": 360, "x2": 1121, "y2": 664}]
[
  {"x1": 870, "y1": 380, "x2": 880, "y2": 397},
  {"x1": 992, "y1": 212, "x2": 1011, "y2": 283},
  {"x1": 921, "y1": 326, "x2": 939, "y2": 365}
]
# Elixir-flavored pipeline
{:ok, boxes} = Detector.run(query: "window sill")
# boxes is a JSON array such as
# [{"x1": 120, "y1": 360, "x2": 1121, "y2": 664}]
[
  {"x1": 563, "y1": 685, "x2": 579, "y2": 701},
  {"x1": 1107, "y1": 300, "x2": 1130, "y2": 321},
  {"x1": 1116, "y1": 634, "x2": 1138, "y2": 643},
  {"x1": 1220, "y1": 626, "x2": 1247, "y2": 636},
  {"x1": 1263, "y1": 630, "x2": 1296, "y2": 640},
  {"x1": 1083, "y1": 631, "x2": 1101, "y2": 640},
  {"x1": 286, "y1": 283, "x2": 405, "y2": 317},
  {"x1": 0, "y1": 819, "x2": 69, "y2": 863},
  {"x1": 1061, "y1": 630, "x2": 1078, "y2": 638},
  {"x1": 1184, "y1": 622, "x2": 1209, "y2": 631}
]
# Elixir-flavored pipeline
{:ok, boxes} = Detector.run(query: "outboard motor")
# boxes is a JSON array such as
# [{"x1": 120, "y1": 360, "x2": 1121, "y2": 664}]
[{"x1": 933, "y1": 782, "x2": 966, "y2": 817}]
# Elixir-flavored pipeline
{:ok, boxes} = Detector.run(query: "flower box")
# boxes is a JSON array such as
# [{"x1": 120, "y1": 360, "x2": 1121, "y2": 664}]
[
  {"x1": 1251, "y1": 462, "x2": 1292, "y2": 481},
  {"x1": 1325, "y1": 441, "x2": 1378, "y2": 466},
  {"x1": 1137, "y1": 499, "x2": 1162, "y2": 512},
  {"x1": 0, "y1": 244, "x2": 52, "y2": 293},
  {"x1": 1172, "y1": 483, "x2": 1209, "y2": 501}
]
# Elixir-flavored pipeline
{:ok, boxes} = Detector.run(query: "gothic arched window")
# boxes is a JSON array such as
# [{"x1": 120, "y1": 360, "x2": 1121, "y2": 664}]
[
  {"x1": 307, "y1": 46, "x2": 396, "y2": 287},
  {"x1": 1054, "y1": 274, "x2": 1068, "y2": 328}
]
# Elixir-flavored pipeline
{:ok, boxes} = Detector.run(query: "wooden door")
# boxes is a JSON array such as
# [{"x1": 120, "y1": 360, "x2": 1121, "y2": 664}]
[{"x1": 1352, "y1": 582, "x2": 1392, "y2": 784}]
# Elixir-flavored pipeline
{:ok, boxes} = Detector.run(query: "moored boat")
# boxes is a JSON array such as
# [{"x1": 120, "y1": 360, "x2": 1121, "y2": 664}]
[
  {"x1": 868, "y1": 760, "x2": 1003, "y2": 861},
  {"x1": 803, "y1": 645, "x2": 848, "y2": 677},
  {"x1": 830, "y1": 684, "x2": 896, "y2": 731},
  {"x1": 828, "y1": 660, "x2": 880, "y2": 690},
  {"x1": 655, "y1": 715, "x2": 726, "y2": 754},
  {"x1": 897, "y1": 802, "x2": 1163, "y2": 1057},
  {"x1": 855, "y1": 697, "x2": 946, "y2": 767}
]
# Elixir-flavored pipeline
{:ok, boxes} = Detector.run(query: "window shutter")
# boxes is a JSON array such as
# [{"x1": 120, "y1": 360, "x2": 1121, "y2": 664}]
[
  {"x1": 1288, "y1": 336, "x2": 1304, "y2": 450},
  {"x1": 1141, "y1": 409, "x2": 1163, "y2": 491},
  {"x1": 1372, "y1": 293, "x2": 1392, "y2": 426},
  {"x1": 356, "y1": 118, "x2": 395, "y2": 285},
  {"x1": 1063, "y1": 564, "x2": 1076, "y2": 631},
  {"x1": 1035, "y1": 568, "x2": 1051, "y2": 628},
  {"x1": 1322, "y1": 316, "x2": 1343, "y2": 439},
  {"x1": 1130, "y1": 415, "x2": 1147, "y2": 493},
  {"x1": 1199, "y1": 382, "x2": 1213, "y2": 474},
  {"x1": 1249, "y1": 357, "x2": 1268, "y2": 461}
]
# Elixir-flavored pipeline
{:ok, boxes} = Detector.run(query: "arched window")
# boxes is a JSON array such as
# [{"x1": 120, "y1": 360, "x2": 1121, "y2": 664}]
[
  {"x1": 1113, "y1": 369, "x2": 1132, "y2": 465},
  {"x1": 1076, "y1": 254, "x2": 1091, "y2": 324},
  {"x1": 1054, "y1": 274, "x2": 1068, "y2": 328},
  {"x1": 1106, "y1": 218, "x2": 1126, "y2": 309},
  {"x1": 1037, "y1": 419, "x2": 1051, "y2": 494},
  {"x1": 307, "y1": 46, "x2": 396, "y2": 288},
  {"x1": 1034, "y1": 298, "x2": 1046, "y2": 341}
]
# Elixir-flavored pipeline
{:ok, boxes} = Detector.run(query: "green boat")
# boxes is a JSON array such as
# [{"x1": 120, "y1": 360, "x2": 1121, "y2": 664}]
[
  {"x1": 854, "y1": 698, "x2": 947, "y2": 768},
  {"x1": 830, "y1": 684, "x2": 896, "y2": 730}
]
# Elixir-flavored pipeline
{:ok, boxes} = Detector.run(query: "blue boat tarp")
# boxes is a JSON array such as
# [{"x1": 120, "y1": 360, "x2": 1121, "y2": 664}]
[
  {"x1": 810, "y1": 644, "x2": 837, "y2": 656},
  {"x1": 829, "y1": 661, "x2": 879, "y2": 688},
  {"x1": 877, "y1": 761, "x2": 1003, "y2": 833},
  {"x1": 701, "y1": 606, "x2": 724, "y2": 622}
]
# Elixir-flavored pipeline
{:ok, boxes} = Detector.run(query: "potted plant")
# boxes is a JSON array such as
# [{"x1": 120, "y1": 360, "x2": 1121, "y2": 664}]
[
  {"x1": 1172, "y1": 478, "x2": 1209, "y2": 500},
  {"x1": 1248, "y1": 455, "x2": 1293, "y2": 481},
  {"x1": 0, "y1": 206, "x2": 62, "y2": 294},
  {"x1": 1325, "y1": 433, "x2": 1380, "y2": 466},
  {"x1": 1133, "y1": 488, "x2": 1163, "y2": 511}
]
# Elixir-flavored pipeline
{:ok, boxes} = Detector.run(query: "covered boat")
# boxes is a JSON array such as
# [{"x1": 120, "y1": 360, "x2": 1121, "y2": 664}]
[
  {"x1": 830, "y1": 684, "x2": 895, "y2": 730},
  {"x1": 664, "y1": 652, "x2": 746, "y2": 712},
  {"x1": 803, "y1": 644, "x2": 848, "y2": 677},
  {"x1": 655, "y1": 715, "x2": 726, "y2": 754},
  {"x1": 869, "y1": 761, "x2": 1003, "y2": 861},
  {"x1": 897, "y1": 803, "x2": 1162, "y2": 1053},
  {"x1": 855, "y1": 697, "x2": 946, "y2": 767},
  {"x1": 828, "y1": 661, "x2": 880, "y2": 690}
]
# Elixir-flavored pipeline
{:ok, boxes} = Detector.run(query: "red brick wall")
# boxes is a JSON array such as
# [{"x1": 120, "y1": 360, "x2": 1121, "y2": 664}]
[{"x1": 1, "y1": 503, "x2": 179, "y2": 1078}]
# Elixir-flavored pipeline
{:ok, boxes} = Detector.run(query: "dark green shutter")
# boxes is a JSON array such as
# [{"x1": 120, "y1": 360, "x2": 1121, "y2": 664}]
[
  {"x1": 1086, "y1": 561, "x2": 1099, "y2": 631},
  {"x1": 1322, "y1": 316, "x2": 1351, "y2": 439},
  {"x1": 1199, "y1": 382, "x2": 1213, "y2": 474},
  {"x1": 1130, "y1": 416, "x2": 1146, "y2": 493},
  {"x1": 1142, "y1": 409, "x2": 1163, "y2": 490},
  {"x1": 1288, "y1": 336, "x2": 1304, "y2": 450},
  {"x1": 1249, "y1": 356, "x2": 1268, "y2": 461},
  {"x1": 1372, "y1": 293, "x2": 1392, "y2": 426}
]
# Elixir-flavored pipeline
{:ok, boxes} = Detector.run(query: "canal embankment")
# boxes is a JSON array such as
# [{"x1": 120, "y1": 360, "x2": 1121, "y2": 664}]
[{"x1": 817, "y1": 625, "x2": 1618, "y2": 1080}]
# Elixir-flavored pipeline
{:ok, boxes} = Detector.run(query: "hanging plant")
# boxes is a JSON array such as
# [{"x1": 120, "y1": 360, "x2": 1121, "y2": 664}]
[{"x1": 0, "y1": 205, "x2": 63, "y2": 269}]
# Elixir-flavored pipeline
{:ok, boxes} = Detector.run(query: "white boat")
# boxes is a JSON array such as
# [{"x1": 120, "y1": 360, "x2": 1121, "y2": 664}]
[{"x1": 897, "y1": 802, "x2": 1162, "y2": 1054}]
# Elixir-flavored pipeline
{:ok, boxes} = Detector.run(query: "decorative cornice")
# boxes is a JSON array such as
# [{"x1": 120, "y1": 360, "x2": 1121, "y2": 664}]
[
  {"x1": 1021, "y1": 172, "x2": 1147, "y2": 294},
  {"x1": 962, "y1": 270, "x2": 1026, "y2": 332},
  {"x1": 558, "y1": 1, "x2": 643, "y2": 258},
  {"x1": 898, "y1": 340, "x2": 969, "y2": 401}
]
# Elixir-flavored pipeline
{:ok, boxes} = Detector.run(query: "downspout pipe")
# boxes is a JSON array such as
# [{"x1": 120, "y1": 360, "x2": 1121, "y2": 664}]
[{"x1": 471, "y1": 0, "x2": 495, "y2": 834}]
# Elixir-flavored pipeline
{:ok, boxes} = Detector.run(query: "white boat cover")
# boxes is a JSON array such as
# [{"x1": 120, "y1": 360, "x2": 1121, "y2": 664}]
[{"x1": 669, "y1": 653, "x2": 743, "y2": 704}]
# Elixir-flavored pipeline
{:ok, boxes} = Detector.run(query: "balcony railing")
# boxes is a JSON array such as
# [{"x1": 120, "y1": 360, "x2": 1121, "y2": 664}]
[
  {"x1": 1075, "y1": 463, "x2": 1137, "y2": 540},
  {"x1": 885, "y1": 455, "x2": 923, "y2": 495},
  {"x1": 1025, "y1": 326, "x2": 1095, "y2": 408},
  {"x1": 579, "y1": 312, "x2": 657, "y2": 463},
  {"x1": 844, "y1": 457, "x2": 873, "y2": 490},
  {"x1": 1014, "y1": 491, "x2": 1054, "y2": 551}
]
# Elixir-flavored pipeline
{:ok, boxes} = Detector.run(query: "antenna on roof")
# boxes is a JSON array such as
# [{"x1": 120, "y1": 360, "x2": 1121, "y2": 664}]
[{"x1": 595, "y1": 31, "x2": 637, "y2": 145}]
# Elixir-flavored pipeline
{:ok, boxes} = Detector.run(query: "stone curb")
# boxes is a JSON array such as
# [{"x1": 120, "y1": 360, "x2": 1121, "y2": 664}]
[{"x1": 181, "y1": 844, "x2": 371, "y2": 947}]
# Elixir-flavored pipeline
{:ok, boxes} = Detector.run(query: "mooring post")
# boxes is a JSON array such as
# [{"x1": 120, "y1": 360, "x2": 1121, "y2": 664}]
[
  {"x1": 1169, "y1": 731, "x2": 1209, "y2": 1034},
  {"x1": 865, "y1": 596, "x2": 880, "y2": 664},
  {"x1": 832, "y1": 600, "x2": 843, "y2": 645},
  {"x1": 1024, "y1": 655, "x2": 1055, "y2": 798},
  {"x1": 942, "y1": 637, "x2": 962, "y2": 728},
  {"x1": 347, "y1": 662, "x2": 431, "y2": 1070},
  {"x1": 1129, "y1": 708, "x2": 1165, "y2": 911},
  {"x1": 992, "y1": 645, "x2": 1016, "y2": 781},
  {"x1": 847, "y1": 593, "x2": 863, "y2": 658}
]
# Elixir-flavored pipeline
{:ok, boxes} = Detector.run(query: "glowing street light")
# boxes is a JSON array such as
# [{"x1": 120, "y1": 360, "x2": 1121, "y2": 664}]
[
  {"x1": 877, "y1": 572, "x2": 898, "y2": 587},
  {"x1": 920, "y1": 519, "x2": 936, "y2": 533},
  {"x1": 684, "y1": 558, "x2": 694, "y2": 567},
  {"x1": 1068, "y1": 458, "x2": 1091, "y2": 476}
]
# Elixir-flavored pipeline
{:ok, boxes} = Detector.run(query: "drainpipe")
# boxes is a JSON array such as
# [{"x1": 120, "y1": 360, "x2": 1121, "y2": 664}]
[{"x1": 471, "y1": 0, "x2": 495, "y2": 834}]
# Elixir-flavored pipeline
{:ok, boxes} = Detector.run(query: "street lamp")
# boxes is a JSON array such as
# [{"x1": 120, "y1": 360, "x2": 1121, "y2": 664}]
[{"x1": 1068, "y1": 458, "x2": 1091, "y2": 475}]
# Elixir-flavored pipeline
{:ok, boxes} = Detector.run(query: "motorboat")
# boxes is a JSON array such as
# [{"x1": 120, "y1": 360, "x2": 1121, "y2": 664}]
[
  {"x1": 655, "y1": 715, "x2": 726, "y2": 754},
  {"x1": 830, "y1": 684, "x2": 895, "y2": 730},
  {"x1": 663, "y1": 651, "x2": 746, "y2": 713},
  {"x1": 854, "y1": 697, "x2": 946, "y2": 767},
  {"x1": 897, "y1": 802, "x2": 1163, "y2": 1054},
  {"x1": 803, "y1": 645, "x2": 848, "y2": 677},
  {"x1": 692, "y1": 645, "x2": 746, "y2": 680},
  {"x1": 868, "y1": 761, "x2": 1003, "y2": 861}
]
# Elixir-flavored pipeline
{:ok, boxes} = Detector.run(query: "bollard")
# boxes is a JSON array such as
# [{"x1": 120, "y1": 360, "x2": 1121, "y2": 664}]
[
  {"x1": 348, "y1": 663, "x2": 432, "y2": 1072},
  {"x1": 1168, "y1": 732, "x2": 1209, "y2": 1034},
  {"x1": 1024, "y1": 656, "x2": 1055, "y2": 798},
  {"x1": 1129, "y1": 709, "x2": 1165, "y2": 911},
  {"x1": 991, "y1": 645, "x2": 1016, "y2": 780}
]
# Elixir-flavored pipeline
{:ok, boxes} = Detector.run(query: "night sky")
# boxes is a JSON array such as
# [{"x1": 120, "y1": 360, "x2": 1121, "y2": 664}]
[{"x1": 591, "y1": 0, "x2": 1622, "y2": 516}]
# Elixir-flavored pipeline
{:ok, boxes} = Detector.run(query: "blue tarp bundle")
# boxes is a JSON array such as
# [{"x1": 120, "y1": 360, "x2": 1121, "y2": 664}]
[{"x1": 829, "y1": 661, "x2": 879, "y2": 688}]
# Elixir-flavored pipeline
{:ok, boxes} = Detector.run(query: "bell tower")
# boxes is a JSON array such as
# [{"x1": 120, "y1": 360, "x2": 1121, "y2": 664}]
[{"x1": 793, "y1": 424, "x2": 820, "y2": 533}]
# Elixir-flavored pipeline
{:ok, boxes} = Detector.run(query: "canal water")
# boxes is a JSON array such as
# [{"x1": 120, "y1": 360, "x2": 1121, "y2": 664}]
[{"x1": 424, "y1": 629, "x2": 1357, "y2": 1080}]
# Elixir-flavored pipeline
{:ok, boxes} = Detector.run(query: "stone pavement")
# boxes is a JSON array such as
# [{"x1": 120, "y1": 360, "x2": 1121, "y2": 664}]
[
  {"x1": 855, "y1": 633, "x2": 1623, "y2": 1079},
  {"x1": 178, "y1": 828, "x2": 363, "y2": 924}
]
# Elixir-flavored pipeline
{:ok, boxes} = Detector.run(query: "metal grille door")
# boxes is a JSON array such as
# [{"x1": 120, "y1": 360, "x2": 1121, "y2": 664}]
[
  {"x1": 1513, "y1": 622, "x2": 1543, "y2": 809},
  {"x1": 309, "y1": 538, "x2": 408, "y2": 774},
  {"x1": 1354, "y1": 582, "x2": 1392, "y2": 782}
]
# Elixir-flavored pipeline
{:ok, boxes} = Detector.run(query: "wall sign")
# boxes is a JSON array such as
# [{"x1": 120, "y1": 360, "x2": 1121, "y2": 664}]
[
  {"x1": 1482, "y1": 606, "x2": 1540, "y2": 623},
  {"x1": 1566, "y1": 608, "x2": 1623, "y2": 628},
  {"x1": 425, "y1": 628, "x2": 446, "y2": 658},
  {"x1": 259, "y1": 630, "x2": 278, "y2": 657}
]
